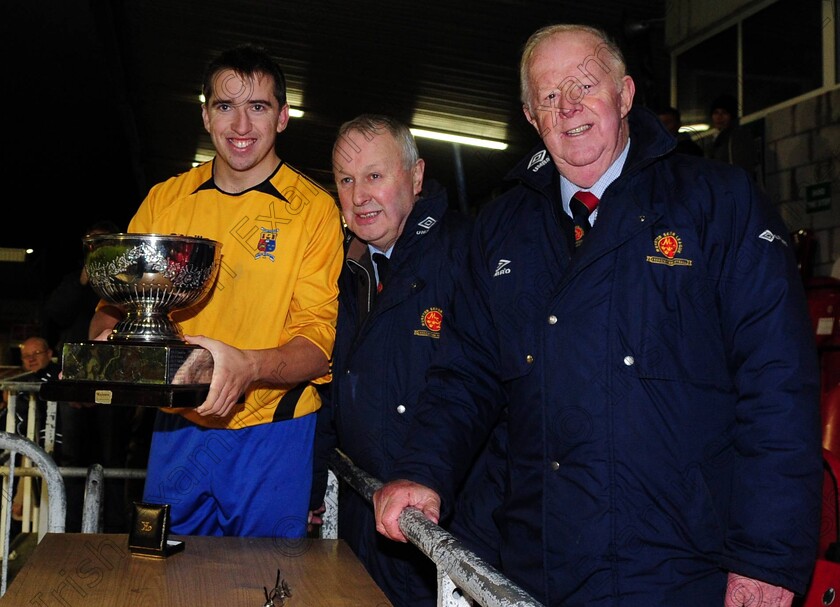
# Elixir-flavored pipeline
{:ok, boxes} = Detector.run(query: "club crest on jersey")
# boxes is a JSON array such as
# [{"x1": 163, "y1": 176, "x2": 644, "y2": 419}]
[
  {"x1": 414, "y1": 307, "x2": 443, "y2": 338},
  {"x1": 255, "y1": 227, "x2": 278, "y2": 261},
  {"x1": 646, "y1": 231, "x2": 692, "y2": 267}
]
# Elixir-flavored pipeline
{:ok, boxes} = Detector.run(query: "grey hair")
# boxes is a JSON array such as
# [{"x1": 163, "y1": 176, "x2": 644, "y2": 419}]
[
  {"x1": 519, "y1": 24, "x2": 626, "y2": 112},
  {"x1": 333, "y1": 114, "x2": 420, "y2": 172}
]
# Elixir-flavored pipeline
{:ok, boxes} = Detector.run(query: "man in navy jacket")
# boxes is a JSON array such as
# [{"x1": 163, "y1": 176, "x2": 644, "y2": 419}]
[
  {"x1": 374, "y1": 24, "x2": 821, "y2": 607},
  {"x1": 311, "y1": 114, "x2": 504, "y2": 607}
]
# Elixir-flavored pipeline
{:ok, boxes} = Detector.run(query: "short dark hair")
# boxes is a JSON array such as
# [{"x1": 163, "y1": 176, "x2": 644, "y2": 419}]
[
  {"x1": 84, "y1": 219, "x2": 121, "y2": 236},
  {"x1": 201, "y1": 45, "x2": 287, "y2": 107},
  {"x1": 710, "y1": 94, "x2": 738, "y2": 118},
  {"x1": 657, "y1": 106, "x2": 681, "y2": 122}
]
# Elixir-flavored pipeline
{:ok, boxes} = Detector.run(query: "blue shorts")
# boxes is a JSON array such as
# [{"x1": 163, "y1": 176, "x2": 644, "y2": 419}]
[{"x1": 143, "y1": 411, "x2": 315, "y2": 537}]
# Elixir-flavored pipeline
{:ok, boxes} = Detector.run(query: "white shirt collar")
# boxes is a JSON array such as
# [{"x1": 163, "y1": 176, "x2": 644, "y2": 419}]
[{"x1": 560, "y1": 138, "x2": 631, "y2": 220}]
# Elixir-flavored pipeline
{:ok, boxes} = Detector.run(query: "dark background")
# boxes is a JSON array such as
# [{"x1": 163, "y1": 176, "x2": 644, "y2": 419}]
[{"x1": 4, "y1": 0, "x2": 668, "y2": 297}]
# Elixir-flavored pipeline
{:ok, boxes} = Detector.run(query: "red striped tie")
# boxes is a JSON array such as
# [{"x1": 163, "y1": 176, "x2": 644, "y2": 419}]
[{"x1": 570, "y1": 191, "x2": 599, "y2": 247}]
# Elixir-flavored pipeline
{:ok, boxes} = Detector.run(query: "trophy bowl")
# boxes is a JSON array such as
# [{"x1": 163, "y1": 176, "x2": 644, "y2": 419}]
[{"x1": 84, "y1": 233, "x2": 223, "y2": 344}]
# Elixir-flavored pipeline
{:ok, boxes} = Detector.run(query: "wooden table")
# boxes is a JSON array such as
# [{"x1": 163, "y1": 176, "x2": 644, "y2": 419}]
[{"x1": 2, "y1": 533, "x2": 393, "y2": 606}]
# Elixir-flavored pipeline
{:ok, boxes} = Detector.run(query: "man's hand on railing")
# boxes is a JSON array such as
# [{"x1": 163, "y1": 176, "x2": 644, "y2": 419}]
[{"x1": 373, "y1": 479, "x2": 441, "y2": 543}]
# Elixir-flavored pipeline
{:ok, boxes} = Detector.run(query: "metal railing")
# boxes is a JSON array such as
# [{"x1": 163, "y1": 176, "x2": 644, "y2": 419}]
[
  {"x1": 323, "y1": 449, "x2": 544, "y2": 607},
  {"x1": 0, "y1": 379, "x2": 58, "y2": 544},
  {"x1": 0, "y1": 380, "x2": 146, "y2": 596},
  {"x1": 0, "y1": 431, "x2": 66, "y2": 596},
  {"x1": 0, "y1": 379, "x2": 543, "y2": 606}
]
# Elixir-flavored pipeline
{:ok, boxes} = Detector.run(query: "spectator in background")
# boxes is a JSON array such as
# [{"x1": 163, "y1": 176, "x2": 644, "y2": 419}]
[
  {"x1": 42, "y1": 219, "x2": 136, "y2": 532},
  {"x1": 43, "y1": 220, "x2": 121, "y2": 353},
  {"x1": 19, "y1": 337, "x2": 58, "y2": 377},
  {"x1": 16, "y1": 337, "x2": 61, "y2": 444},
  {"x1": 10, "y1": 336, "x2": 62, "y2": 522},
  {"x1": 0, "y1": 337, "x2": 60, "y2": 452},
  {"x1": 705, "y1": 93, "x2": 757, "y2": 178},
  {"x1": 657, "y1": 105, "x2": 703, "y2": 156}
]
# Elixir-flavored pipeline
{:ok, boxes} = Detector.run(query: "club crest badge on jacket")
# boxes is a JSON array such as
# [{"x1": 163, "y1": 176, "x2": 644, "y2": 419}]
[
  {"x1": 414, "y1": 307, "x2": 443, "y2": 338},
  {"x1": 647, "y1": 231, "x2": 693, "y2": 267}
]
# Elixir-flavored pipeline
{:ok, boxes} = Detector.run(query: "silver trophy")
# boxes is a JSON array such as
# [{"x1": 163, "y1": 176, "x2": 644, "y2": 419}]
[{"x1": 42, "y1": 233, "x2": 223, "y2": 407}]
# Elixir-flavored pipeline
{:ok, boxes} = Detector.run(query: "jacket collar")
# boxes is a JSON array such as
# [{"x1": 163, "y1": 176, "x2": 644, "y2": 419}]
[
  {"x1": 505, "y1": 105, "x2": 676, "y2": 193},
  {"x1": 344, "y1": 179, "x2": 449, "y2": 266}
]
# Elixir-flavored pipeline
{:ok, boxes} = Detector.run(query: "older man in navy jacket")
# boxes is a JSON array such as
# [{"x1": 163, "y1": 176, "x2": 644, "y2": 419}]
[
  {"x1": 374, "y1": 24, "x2": 821, "y2": 607},
  {"x1": 311, "y1": 114, "x2": 505, "y2": 607}
]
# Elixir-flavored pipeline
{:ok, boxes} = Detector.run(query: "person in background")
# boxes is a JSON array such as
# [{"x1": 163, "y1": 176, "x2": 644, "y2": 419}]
[
  {"x1": 43, "y1": 220, "x2": 122, "y2": 355},
  {"x1": 374, "y1": 23, "x2": 821, "y2": 606},
  {"x1": 42, "y1": 218, "x2": 134, "y2": 532},
  {"x1": 88, "y1": 44, "x2": 344, "y2": 537},
  {"x1": 16, "y1": 337, "x2": 61, "y2": 444},
  {"x1": 656, "y1": 105, "x2": 703, "y2": 156},
  {"x1": 309, "y1": 114, "x2": 504, "y2": 607},
  {"x1": 10, "y1": 337, "x2": 62, "y2": 522},
  {"x1": 706, "y1": 93, "x2": 757, "y2": 178},
  {"x1": 18, "y1": 337, "x2": 59, "y2": 379}
]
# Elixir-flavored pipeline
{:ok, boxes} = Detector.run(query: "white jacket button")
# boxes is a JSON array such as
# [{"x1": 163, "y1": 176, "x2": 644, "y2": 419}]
[
  {"x1": 623, "y1": 355, "x2": 635, "y2": 366},
  {"x1": 396, "y1": 404, "x2": 406, "y2": 414}
]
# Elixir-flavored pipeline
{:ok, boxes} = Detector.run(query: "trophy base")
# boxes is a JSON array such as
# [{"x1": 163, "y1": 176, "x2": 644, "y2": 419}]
[
  {"x1": 45, "y1": 341, "x2": 215, "y2": 408},
  {"x1": 40, "y1": 380, "x2": 209, "y2": 408},
  {"x1": 61, "y1": 341, "x2": 213, "y2": 384}
]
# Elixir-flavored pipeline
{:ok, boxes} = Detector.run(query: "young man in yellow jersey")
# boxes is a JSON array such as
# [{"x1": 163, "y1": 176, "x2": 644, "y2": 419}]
[{"x1": 89, "y1": 45, "x2": 343, "y2": 537}]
